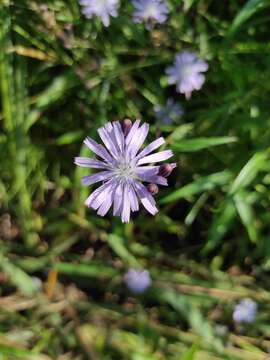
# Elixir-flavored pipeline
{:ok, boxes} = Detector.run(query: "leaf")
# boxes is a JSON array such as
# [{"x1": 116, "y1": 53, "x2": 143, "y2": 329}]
[
  {"x1": 202, "y1": 200, "x2": 237, "y2": 255},
  {"x1": 159, "y1": 290, "x2": 217, "y2": 343},
  {"x1": 55, "y1": 262, "x2": 118, "y2": 278},
  {"x1": 0, "y1": 343, "x2": 50, "y2": 360},
  {"x1": 228, "y1": 0, "x2": 270, "y2": 36},
  {"x1": 56, "y1": 130, "x2": 83, "y2": 145},
  {"x1": 229, "y1": 152, "x2": 268, "y2": 195},
  {"x1": 234, "y1": 192, "x2": 258, "y2": 243},
  {"x1": 185, "y1": 193, "x2": 209, "y2": 226},
  {"x1": 181, "y1": 344, "x2": 199, "y2": 360},
  {"x1": 160, "y1": 171, "x2": 232, "y2": 204},
  {"x1": 170, "y1": 124, "x2": 194, "y2": 142},
  {"x1": 0, "y1": 345, "x2": 33, "y2": 358},
  {"x1": 0, "y1": 254, "x2": 39, "y2": 296},
  {"x1": 172, "y1": 137, "x2": 237, "y2": 153},
  {"x1": 183, "y1": 0, "x2": 200, "y2": 11},
  {"x1": 32, "y1": 72, "x2": 78, "y2": 110},
  {"x1": 108, "y1": 234, "x2": 140, "y2": 267}
]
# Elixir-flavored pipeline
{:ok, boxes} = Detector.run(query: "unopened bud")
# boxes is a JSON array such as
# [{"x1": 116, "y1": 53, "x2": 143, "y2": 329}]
[
  {"x1": 122, "y1": 119, "x2": 133, "y2": 137},
  {"x1": 159, "y1": 164, "x2": 173, "y2": 178},
  {"x1": 147, "y1": 183, "x2": 159, "y2": 195}
]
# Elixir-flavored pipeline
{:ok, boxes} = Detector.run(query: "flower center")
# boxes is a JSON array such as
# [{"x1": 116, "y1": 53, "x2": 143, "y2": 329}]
[
  {"x1": 180, "y1": 64, "x2": 193, "y2": 80},
  {"x1": 114, "y1": 157, "x2": 136, "y2": 180},
  {"x1": 144, "y1": 4, "x2": 158, "y2": 19}
]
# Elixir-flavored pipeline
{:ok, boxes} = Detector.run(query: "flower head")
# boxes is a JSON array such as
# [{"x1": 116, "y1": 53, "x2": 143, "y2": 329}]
[
  {"x1": 166, "y1": 51, "x2": 208, "y2": 99},
  {"x1": 154, "y1": 98, "x2": 184, "y2": 125},
  {"x1": 75, "y1": 120, "x2": 175, "y2": 223},
  {"x1": 79, "y1": 0, "x2": 119, "y2": 27},
  {"x1": 132, "y1": 0, "x2": 169, "y2": 28},
  {"x1": 233, "y1": 298, "x2": 257, "y2": 324},
  {"x1": 124, "y1": 268, "x2": 152, "y2": 294}
]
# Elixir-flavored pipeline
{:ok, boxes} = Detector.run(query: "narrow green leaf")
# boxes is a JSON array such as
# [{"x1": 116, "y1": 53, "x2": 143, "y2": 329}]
[
  {"x1": 203, "y1": 200, "x2": 237, "y2": 254},
  {"x1": 0, "y1": 345, "x2": 34, "y2": 358},
  {"x1": 0, "y1": 254, "x2": 38, "y2": 296},
  {"x1": 32, "y1": 72, "x2": 78, "y2": 110},
  {"x1": 229, "y1": 152, "x2": 268, "y2": 195},
  {"x1": 228, "y1": 0, "x2": 270, "y2": 36},
  {"x1": 181, "y1": 344, "x2": 199, "y2": 360},
  {"x1": 185, "y1": 193, "x2": 209, "y2": 226},
  {"x1": 160, "y1": 171, "x2": 232, "y2": 204},
  {"x1": 172, "y1": 137, "x2": 237, "y2": 153},
  {"x1": 55, "y1": 262, "x2": 118, "y2": 278},
  {"x1": 234, "y1": 192, "x2": 258, "y2": 243},
  {"x1": 183, "y1": 0, "x2": 200, "y2": 11},
  {"x1": 56, "y1": 130, "x2": 83, "y2": 145},
  {"x1": 0, "y1": 5, "x2": 14, "y2": 132},
  {"x1": 108, "y1": 234, "x2": 140, "y2": 267},
  {"x1": 159, "y1": 290, "x2": 216, "y2": 342}
]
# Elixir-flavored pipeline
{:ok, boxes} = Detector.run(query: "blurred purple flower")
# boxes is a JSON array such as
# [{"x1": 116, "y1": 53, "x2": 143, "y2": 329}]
[
  {"x1": 132, "y1": 0, "x2": 169, "y2": 28},
  {"x1": 233, "y1": 298, "x2": 257, "y2": 323},
  {"x1": 154, "y1": 98, "x2": 184, "y2": 125},
  {"x1": 79, "y1": 0, "x2": 119, "y2": 27},
  {"x1": 166, "y1": 51, "x2": 208, "y2": 99},
  {"x1": 74, "y1": 120, "x2": 175, "y2": 223},
  {"x1": 124, "y1": 268, "x2": 152, "y2": 294}
]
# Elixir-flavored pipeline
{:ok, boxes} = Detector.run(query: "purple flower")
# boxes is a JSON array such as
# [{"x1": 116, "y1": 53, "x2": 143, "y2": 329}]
[
  {"x1": 154, "y1": 98, "x2": 184, "y2": 125},
  {"x1": 166, "y1": 51, "x2": 208, "y2": 99},
  {"x1": 132, "y1": 0, "x2": 169, "y2": 28},
  {"x1": 124, "y1": 268, "x2": 152, "y2": 294},
  {"x1": 79, "y1": 0, "x2": 119, "y2": 27},
  {"x1": 74, "y1": 120, "x2": 175, "y2": 223},
  {"x1": 233, "y1": 298, "x2": 257, "y2": 324}
]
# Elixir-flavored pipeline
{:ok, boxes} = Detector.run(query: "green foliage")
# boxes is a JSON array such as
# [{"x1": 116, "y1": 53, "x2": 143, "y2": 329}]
[
  {"x1": 228, "y1": 0, "x2": 270, "y2": 36},
  {"x1": 1, "y1": 0, "x2": 270, "y2": 358}
]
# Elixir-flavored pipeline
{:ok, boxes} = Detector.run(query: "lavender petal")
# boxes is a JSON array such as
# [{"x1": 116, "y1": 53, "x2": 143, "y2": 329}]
[
  {"x1": 84, "y1": 136, "x2": 113, "y2": 162},
  {"x1": 112, "y1": 121, "x2": 125, "y2": 152},
  {"x1": 113, "y1": 183, "x2": 123, "y2": 216},
  {"x1": 127, "y1": 123, "x2": 149, "y2": 158},
  {"x1": 98, "y1": 125, "x2": 119, "y2": 159},
  {"x1": 134, "y1": 181, "x2": 158, "y2": 215},
  {"x1": 125, "y1": 119, "x2": 141, "y2": 146},
  {"x1": 74, "y1": 157, "x2": 109, "y2": 169},
  {"x1": 90, "y1": 181, "x2": 114, "y2": 210},
  {"x1": 81, "y1": 171, "x2": 113, "y2": 186},
  {"x1": 137, "y1": 150, "x2": 173, "y2": 165},
  {"x1": 136, "y1": 137, "x2": 165, "y2": 160},
  {"x1": 85, "y1": 179, "x2": 114, "y2": 208},
  {"x1": 140, "y1": 174, "x2": 168, "y2": 186},
  {"x1": 121, "y1": 184, "x2": 131, "y2": 223},
  {"x1": 97, "y1": 183, "x2": 115, "y2": 216},
  {"x1": 129, "y1": 182, "x2": 139, "y2": 211}
]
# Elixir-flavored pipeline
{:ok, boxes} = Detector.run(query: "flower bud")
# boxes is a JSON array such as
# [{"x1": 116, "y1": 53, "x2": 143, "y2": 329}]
[
  {"x1": 122, "y1": 118, "x2": 133, "y2": 136},
  {"x1": 147, "y1": 183, "x2": 159, "y2": 195},
  {"x1": 159, "y1": 164, "x2": 173, "y2": 178}
]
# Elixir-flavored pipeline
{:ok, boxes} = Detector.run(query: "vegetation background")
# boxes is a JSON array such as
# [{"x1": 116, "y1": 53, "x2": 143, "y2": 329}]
[{"x1": 1, "y1": 0, "x2": 270, "y2": 358}]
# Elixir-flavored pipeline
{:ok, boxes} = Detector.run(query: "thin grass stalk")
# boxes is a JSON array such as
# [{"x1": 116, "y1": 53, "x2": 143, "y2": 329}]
[{"x1": 0, "y1": 4, "x2": 37, "y2": 246}]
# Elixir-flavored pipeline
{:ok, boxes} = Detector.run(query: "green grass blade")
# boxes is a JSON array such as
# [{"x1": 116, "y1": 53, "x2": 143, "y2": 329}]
[
  {"x1": 229, "y1": 152, "x2": 268, "y2": 195},
  {"x1": 172, "y1": 137, "x2": 237, "y2": 153},
  {"x1": 55, "y1": 262, "x2": 119, "y2": 278},
  {"x1": 0, "y1": 5, "x2": 14, "y2": 132},
  {"x1": 228, "y1": 0, "x2": 270, "y2": 36},
  {"x1": 234, "y1": 192, "x2": 258, "y2": 243},
  {"x1": 160, "y1": 171, "x2": 232, "y2": 204},
  {"x1": 108, "y1": 234, "x2": 140, "y2": 267},
  {"x1": 181, "y1": 344, "x2": 199, "y2": 360},
  {"x1": 0, "y1": 254, "x2": 39, "y2": 296},
  {"x1": 202, "y1": 200, "x2": 237, "y2": 254}
]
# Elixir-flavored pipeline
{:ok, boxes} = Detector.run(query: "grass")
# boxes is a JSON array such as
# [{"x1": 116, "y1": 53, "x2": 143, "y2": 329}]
[{"x1": 1, "y1": 0, "x2": 270, "y2": 358}]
